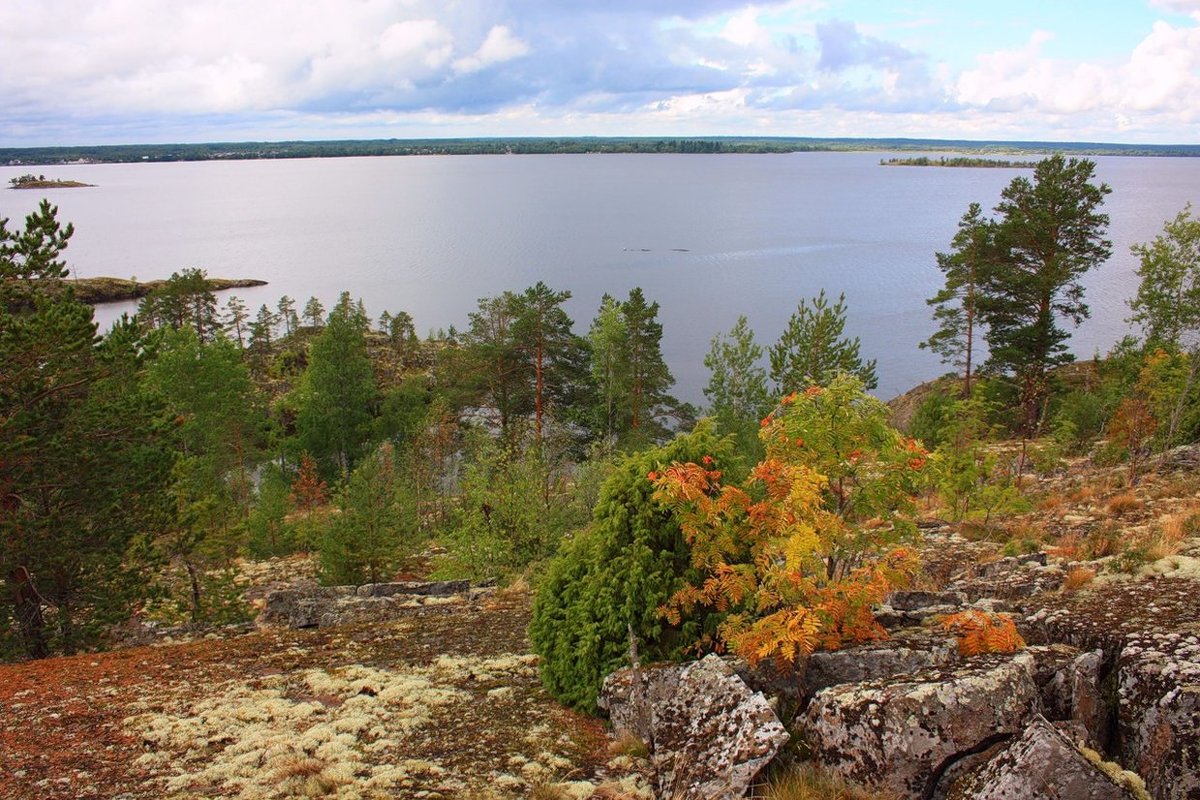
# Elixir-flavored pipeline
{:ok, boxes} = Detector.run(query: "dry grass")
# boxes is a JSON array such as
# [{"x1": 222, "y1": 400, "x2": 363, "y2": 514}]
[
  {"x1": 752, "y1": 764, "x2": 899, "y2": 800},
  {"x1": 1105, "y1": 492, "x2": 1143, "y2": 516},
  {"x1": 1063, "y1": 567, "x2": 1096, "y2": 592},
  {"x1": 1037, "y1": 492, "x2": 1069, "y2": 513},
  {"x1": 606, "y1": 731, "x2": 650, "y2": 761}
]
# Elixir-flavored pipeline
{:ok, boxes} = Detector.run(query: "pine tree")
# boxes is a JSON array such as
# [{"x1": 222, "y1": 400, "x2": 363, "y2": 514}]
[
  {"x1": 277, "y1": 295, "x2": 298, "y2": 337},
  {"x1": 980, "y1": 155, "x2": 1112, "y2": 434},
  {"x1": 222, "y1": 295, "x2": 249, "y2": 349},
  {"x1": 2, "y1": 203, "x2": 172, "y2": 656},
  {"x1": 137, "y1": 268, "x2": 220, "y2": 341},
  {"x1": 769, "y1": 290, "x2": 877, "y2": 392},
  {"x1": 302, "y1": 296, "x2": 326, "y2": 329},
  {"x1": 588, "y1": 294, "x2": 629, "y2": 442},
  {"x1": 510, "y1": 282, "x2": 589, "y2": 439},
  {"x1": 921, "y1": 203, "x2": 993, "y2": 397},
  {"x1": 620, "y1": 287, "x2": 677, "y2": 444}
]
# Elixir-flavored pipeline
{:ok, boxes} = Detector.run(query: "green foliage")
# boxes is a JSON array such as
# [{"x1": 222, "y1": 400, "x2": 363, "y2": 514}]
[
  {"x1": 931, "y1": 394, "x2": 1026, "y2": 524},
  {"x1": 435, "y1": 429, "x2": 591, "y2": 581},
  {"x1": 703, "y1": 315, "x2": 770, "y2": 465},
  {"x1": 979, "y1": 155, "x2": 1112, "y2": 434},
  {"x1": 2, "y1": 204, "x2": 174, "y2": 657},
  {"x1": 909, "y1": 388, "x2": 958, "y2": 449},
  {"x1": 769, "y1": 289, "x2": 877, "y2": 393},
  {"x1": 318, "y1": 443, "x2": 419, "y2": 586},
  {"x1": 529, "y1": 426, "x2": 730, "y2": 713},
  {"x1": 245, "y1": 463, "x2": 297, "y2": 558},
  {"x1": 1129, "y1": 204, "x2": 1200, "y2": 350}
]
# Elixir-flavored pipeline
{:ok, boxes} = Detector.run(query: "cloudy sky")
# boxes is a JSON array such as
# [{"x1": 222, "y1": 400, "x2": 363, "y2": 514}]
[{"x1": 2, "y1": 0, "x2": 1198, "y2": 146}]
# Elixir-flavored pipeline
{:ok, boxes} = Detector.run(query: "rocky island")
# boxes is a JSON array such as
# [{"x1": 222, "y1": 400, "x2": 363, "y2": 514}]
[
  {"x1": 68, "y1": 276, "x2": 268, "y2": 304},
  {"x1": 8, "y1": 173, "x2": 94, "y2": 189}
]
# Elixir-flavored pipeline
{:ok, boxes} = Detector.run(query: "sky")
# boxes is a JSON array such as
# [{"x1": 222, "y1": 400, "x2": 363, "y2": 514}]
[{"x1": 2, "y1": 0, "x2": 1198, "y2": 146}]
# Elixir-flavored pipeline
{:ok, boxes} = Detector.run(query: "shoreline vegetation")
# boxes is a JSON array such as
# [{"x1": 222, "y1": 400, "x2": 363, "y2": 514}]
[
  {"x1": 880, "y1": 156, "x2": 1037, "y2": 168},
  {"x1": 2, "y1": 136, "x2": 1199, "y2": 166},
  {"x1": 67, "y1": 276, "x2": 267, "y2": 304},
  {"x1": 8, "y1": 173, "x2": 94, "y2": 189}
]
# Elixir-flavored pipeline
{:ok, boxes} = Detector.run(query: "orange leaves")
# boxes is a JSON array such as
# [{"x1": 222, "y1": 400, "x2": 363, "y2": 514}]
[{"x1": 940, "y1": 610, "x2": 1026, "y2": 657}]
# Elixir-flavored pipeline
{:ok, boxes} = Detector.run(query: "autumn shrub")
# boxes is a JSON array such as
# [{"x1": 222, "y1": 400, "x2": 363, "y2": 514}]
[
  {"x1": 1105, "y1": 492, "x2": 1143, "y2": 516},
  {"x1": 529, "y1": 425, "x2": 731, "y2": 713},
  {"x1": 939, "y1": 610, "x2": 1026, "y2": 656},
  {"x1": 1063, "y1": 566, "x2": 1096, "y2": 592},
  {"x1": 653, "y1": 375, "x2": 926, "y2": 668}
]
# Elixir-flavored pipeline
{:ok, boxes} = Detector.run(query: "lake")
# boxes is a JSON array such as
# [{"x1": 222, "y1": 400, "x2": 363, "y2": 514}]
[{"x1": 2, "y1": 152, "x2": 1198, "y2": 403}]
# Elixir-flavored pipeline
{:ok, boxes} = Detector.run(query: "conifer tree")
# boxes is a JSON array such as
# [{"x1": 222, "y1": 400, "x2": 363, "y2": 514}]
[
  {"x1": 222, "y1": 295, "x2": 249, "y2": 350},
  {"x1": 979, "y1": 155, "x2": 1111, "y2": 434},
  {"x1": 922, "y1": 203, "x2": 993, "y2": 397},
  {"x1": 277, "y1": 295, "x2": 298, "y2": 337},
  {"x1": 302, "y1": 296, "x2": 326, "y2": 329},
  {"x1": 770, "y1": 289, "x2": 877, "y2": 392},
  {"x1": 294, "y1": 296, "x2": 377, "y2": 479}
]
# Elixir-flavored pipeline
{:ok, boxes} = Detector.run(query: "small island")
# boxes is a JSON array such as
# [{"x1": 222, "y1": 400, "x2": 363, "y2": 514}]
[
  {"x1": 8, "y1": 173, "x2": 95, "y2": 189},
  {"x1": 880, "y1": 156, "x2": 1037, "y2": 168},
  {"x1": 69, "y1": 276, "x2": 267, "y2": 304}
]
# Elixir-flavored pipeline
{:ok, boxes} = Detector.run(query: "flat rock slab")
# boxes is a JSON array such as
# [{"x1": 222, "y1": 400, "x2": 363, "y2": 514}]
[
  {"x1": 802, "y1": 652, "x2": 1042, "y2": 798},
  {"x1": 806, "y1": 629, "x2": 960, "y2": 697},
  {"x1": 948, "y1": 715, "x2": 1146, "y2": 800},
  {"x1": 599, "y1": 654, "x2": 788, "y2": 800}
]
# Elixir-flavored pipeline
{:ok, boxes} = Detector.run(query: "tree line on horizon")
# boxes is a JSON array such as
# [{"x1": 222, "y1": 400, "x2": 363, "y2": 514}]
[{"x1": 2, "y1": 153, "x2": 1199, "y2": 668}]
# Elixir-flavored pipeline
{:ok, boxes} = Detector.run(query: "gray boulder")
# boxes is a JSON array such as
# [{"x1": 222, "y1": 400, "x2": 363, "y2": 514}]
[
  {"x1": 599, "y1": 654, "x2": 789, "y2": 800},
  {"x1": 802, "y1": 651, "x2": 1042, "y2": 798}
]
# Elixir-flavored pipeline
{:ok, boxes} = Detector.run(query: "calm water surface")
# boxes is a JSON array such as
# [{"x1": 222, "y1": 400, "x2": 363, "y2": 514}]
[{"x1": 3, "y1": 153, "x2": 1198, "y2": 402}]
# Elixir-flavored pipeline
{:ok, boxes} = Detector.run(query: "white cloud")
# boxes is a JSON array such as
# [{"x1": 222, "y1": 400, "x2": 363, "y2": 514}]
[
  {"x1": 955, "y1": 20, "x2": 1200, "y2": 129},
  {"x1": 452, "y1": 25, "x2": 530, "y2": 74}
]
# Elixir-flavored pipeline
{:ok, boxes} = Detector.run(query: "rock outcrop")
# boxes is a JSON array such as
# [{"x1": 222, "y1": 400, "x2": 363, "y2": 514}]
[
  {"x1": 599, "y1": 654, "x2": 789, "y2": 800},
  {"x1": 948, "y1": 715, "x2": 1148, "y2": 800},
  {"x1": 802, "y1": 651, "x2": 1041, "y2": 797}
]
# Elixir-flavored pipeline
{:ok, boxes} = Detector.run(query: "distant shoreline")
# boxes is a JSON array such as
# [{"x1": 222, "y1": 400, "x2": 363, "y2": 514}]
[
  {"x1": 2, "y1": 136, "x2": 1198, "y2": 166},
  {"x1": 68, "y1": 276, "x2": 268, "y2": 304}
]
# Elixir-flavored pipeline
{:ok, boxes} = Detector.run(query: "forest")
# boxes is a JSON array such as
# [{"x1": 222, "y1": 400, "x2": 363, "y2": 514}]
[
  {"x1": 3, "y1": 136, "x2": 1200, "y2": 166},
  {"x1": 3, "y1": 153, "x2": 1200, "y2": 704}
]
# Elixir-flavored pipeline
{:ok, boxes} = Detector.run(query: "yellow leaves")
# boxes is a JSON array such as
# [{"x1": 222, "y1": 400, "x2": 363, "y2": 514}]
[{"x1": 940, "y1": 610, "x2": 1026, "y2": 657}]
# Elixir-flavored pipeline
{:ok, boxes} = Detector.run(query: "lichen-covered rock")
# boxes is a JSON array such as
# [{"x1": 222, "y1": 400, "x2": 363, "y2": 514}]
[
  {"x1": 356, "y1": 580, "x2": 471, "y2": 598},
  {"x1": 802, "y1": 652, "x2": 1042, "y2": 798},
  {"x1": 257, "y1": 581, "x2": 489, "y2": 628},
  {"x1": 1026, "y1": 644, "x2": 1083, "y2": 721},
  {"x1": 949, "y1": 556, "x2": 1066, "y2": 601},
  {"x1": 599, "y1": 654, "x2": 789, "y2": 800},
  {"x1": 948, "y1": 715, "x2": 1148, "y2": 800},
  {"x1": 1071, "y1": 649, "x2": 1110, "y2": 749},
  {"x1": 887, "y1": 590, "x2": 969, "y2": 612},
  {"x1": 806, "y1": 629, "x2": 959, "y2": 696},
  {"x1": 1117, "y1": 631, "x2": 1200, "y2": 800}
]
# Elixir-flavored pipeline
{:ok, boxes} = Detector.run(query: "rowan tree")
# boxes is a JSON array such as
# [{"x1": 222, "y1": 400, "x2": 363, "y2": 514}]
[{"x1": 653, "y1": 375, "x2": 925, "y2": 667}]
